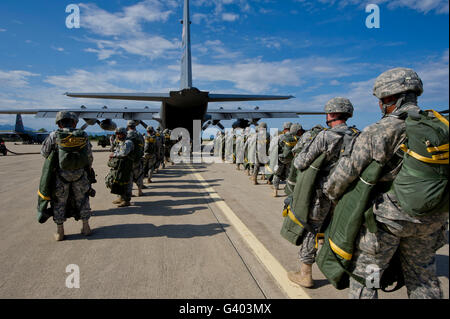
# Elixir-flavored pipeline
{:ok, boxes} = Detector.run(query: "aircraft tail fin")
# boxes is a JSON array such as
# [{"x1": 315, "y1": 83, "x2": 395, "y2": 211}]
[
  {"x1": 180, "y1": 0, "x2": 192, "y2": 89},
  {"x1": 15, "y1": 114, "x2": 24, "y2": 133}
]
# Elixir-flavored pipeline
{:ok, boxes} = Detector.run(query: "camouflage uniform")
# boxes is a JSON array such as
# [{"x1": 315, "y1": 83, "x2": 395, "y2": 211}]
[
  {"x1": 285, "y1": 125, "x2": 324, "y2": 195},
  {"x1": 252, "y1": 123, "x2": 270, "y2": 181},
  {"x1": 163, "y1": 129, "x2": 172, "y2": 164},
  {"x1": 113, "y1": 136, "x2": 134, "y2": 202},
  {"x1": 41, "y1": 128, "x2": 93, "y2": 225},
  {"x1": 143, "y1": 128, "x2": 158, "y2": 181},
  {"x1": 127, "y1": 129, "x2": 145, "y2": 191},
  {"x1": 294, "y1": 123, "x2": 351, "y2": 264},
  {"x1": 324, "y1": 68, "x2": 449, "y2": 299},
  {"x1": 273, "y1": 123, "x2": 300, "y2": 190}
]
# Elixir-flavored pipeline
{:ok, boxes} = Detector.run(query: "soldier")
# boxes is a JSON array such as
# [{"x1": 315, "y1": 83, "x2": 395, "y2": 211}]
[
  {"x1": 285, "y1": 124, "x2": 323, "y2": 196},
  {"x1": 126, "y1": 121, "x2": 146, "y2": 196},
  {"x1": 287, "y1": 97, "x2": 356, "y2": 288},
  {"x1": 109, "y1": 127, "x2": 134, "y2": 207},
  {"x1": 266, "y1": 122, "x2": 292, "y2": 184},
  {"x1": 155, "y1": 127, "x2": 164, "y2": 171},
  {"x1": 324, "y1": 68, "x2": 449, "y2": 299},
  {"x1": 252, "y1": 122, "x2": 270, "y2": 185},
  {"x1": 272, "y1": 123, "x2": 304, "y2": 197},
  {"x1": 163, "y1": 128, "x2": 173, "y2": 166},
  {"x1": 143, "y1": 126, "x2": 158, "y2": 183},
  {"x1": 40, "y1": 111, "x2": 93, "y2": 241},
  {"x1": 235, "y1": 128, "x2": 245, "y2": 170}
]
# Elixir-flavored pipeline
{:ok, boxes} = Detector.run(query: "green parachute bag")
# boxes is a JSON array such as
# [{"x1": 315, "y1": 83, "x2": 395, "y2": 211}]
[
  {"x1": 37, "y1": 151, "x2": 58, "y2": 223},
  {"x1": 316, "y1": 160, "x2": 384, "y2": 289},
  {"x1": 285, "y1": 127, "x2": 324, "y2": 196},
  {"x1": 56, "y1": 129, "x2": 90, "y2": 170},
  {"x1": 105, "y1": 157, "x2": 133, "y2": 195},
  {"x1": 37, "y1": 151, "x2": 82, "y2": 223},
  {"x1": 280, "y1": 153, "x2": 326, "y2": 246},
  {"x1": 127, "y1": 133, "x2": 144, "y2": 163},
  {"x1": 392, "y1": 110, "x2": 449, "y2": 217}
]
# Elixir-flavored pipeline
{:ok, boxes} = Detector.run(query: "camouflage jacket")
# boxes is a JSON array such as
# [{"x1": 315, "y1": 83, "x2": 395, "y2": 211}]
[
  {"x1": 294, "y1": 123, "x2": 349, "y2": 173},
  {"x1": 113, "y1": 139, "x2": 134, "y2": 158},
  {"x1": 41, "y1": 130, "x2": 93, "y2": 182},
  {"x1": 278, "y1": 133, "x2": 298, "y2": 164},
  {"x1": 144, "y1": 134, "x2": 158, "y2": 155},
  {"x1": 323, "y1": 103, "x2": 449, "y2": 224}
]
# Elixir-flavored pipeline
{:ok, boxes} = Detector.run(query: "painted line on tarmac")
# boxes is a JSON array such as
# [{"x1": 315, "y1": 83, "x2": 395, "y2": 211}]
[{"x1": 190, "y1": 168, "x2": 311, "y2": 300}]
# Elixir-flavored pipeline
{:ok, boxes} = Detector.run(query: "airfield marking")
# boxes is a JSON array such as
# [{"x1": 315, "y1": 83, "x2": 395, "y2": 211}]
[{"x1": 189, "y1": 167, "x2": 311, "y2": 300}]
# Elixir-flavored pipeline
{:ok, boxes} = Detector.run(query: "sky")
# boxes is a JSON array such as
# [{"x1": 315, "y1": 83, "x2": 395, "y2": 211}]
[{"x1": 0, "y1": 0, "x2": 448, "y2": 135}]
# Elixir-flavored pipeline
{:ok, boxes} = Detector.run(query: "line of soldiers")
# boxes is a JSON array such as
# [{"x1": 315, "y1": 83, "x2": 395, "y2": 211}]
[
  {"x1": 213, "y1": 67, "x2": 449, "y2": 299},
  {"x1": 39, "y1": 116, "x2": 175, "y2": 240},
  {"x1": 108, "y1": 121, "x2": 175, "y2": 207},
  {"x1": 213, "y1": 121, "x2": 308, "y2": 197}
]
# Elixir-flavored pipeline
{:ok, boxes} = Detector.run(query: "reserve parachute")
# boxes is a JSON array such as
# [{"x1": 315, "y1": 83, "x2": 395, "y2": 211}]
[{"x1": 56, "y1": 129, "x2": 89, "y2": 170}]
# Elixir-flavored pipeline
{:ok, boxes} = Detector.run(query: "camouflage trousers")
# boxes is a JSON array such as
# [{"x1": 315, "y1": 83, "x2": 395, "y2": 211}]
[
  {"x1": 298, "y1": 187, "x2": 332, "y2": 265},
  {"x1": 143, "y1": 155, "x2": 157, "y2": 177},
  {"x1": 53, "y1": 171, "x2": 91, "y2": 225},
  {"x1": 273, "y1": 162, "x2": 290, "y2": 189},
  {"x1": 349, "y1": 215, "x2": 448, "y2": 299},
  {"x1": 132, "y1": 160, "x2": 144, "y2": 188}
]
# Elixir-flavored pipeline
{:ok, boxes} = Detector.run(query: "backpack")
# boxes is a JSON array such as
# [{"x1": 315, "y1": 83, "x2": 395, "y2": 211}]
[
  {"x1": 56, "y1": 129, "x2": 90, "y2": 170},
  {"x1": 392, "y1": 109, "x2": 449, "y2": 216},
  {"x1": 127, "y1": 131, "x2": 144, "y2": 162}
]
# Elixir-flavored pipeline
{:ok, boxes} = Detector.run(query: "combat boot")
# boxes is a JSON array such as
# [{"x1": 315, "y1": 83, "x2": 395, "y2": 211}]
[
  {"x1": 81, "y1": 219, "x2": 92, "y2": 236},
  {"x1": 138, "y1": 188, "x2": 144, "y2": 197},
  {"x1": 112, "y1": 196, "x2": 122, "y2": 204},
  {"x1": 287, "y1": 263, "x2": 314, "y2": 288},
  {"x1": 252, "y1": 175, "x2": 258, "y2": 185},
  {"x1": 147, "y1": 178, "x2": 152, "y2": 183},
  {"x1": 273, "y1": 187, "x2": 278, "y2": 197},
  {"x1": 117, "y1": 200, "x2": 131, "y2": 207},
  {"x1": 54, "y1": 224, "x2": 64, "y2": 242}
]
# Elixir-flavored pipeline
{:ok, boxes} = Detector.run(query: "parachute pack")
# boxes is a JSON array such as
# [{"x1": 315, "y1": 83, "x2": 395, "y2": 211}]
[
  {"x1": 281, "y1": 126, "x2": 360, "y2": 245},
  {"x1": 56, "y1": 129, "x2": 89, "y2": 171},
  {"x1": 392, "y1": 109, "x2": 449, "y2": 216},
  {"x1": 127, "y1": 132, "x2": 145, "y2": 162}
]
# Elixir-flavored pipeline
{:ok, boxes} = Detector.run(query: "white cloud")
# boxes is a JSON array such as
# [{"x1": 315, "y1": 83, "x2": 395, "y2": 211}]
[
  {"x1": 191, "y1": 56, "x2": 370, "y2": 93},
  {"x1": 296, "y1": 0, "x2": 449, "y2": 14},
  {"x1": 222, "y1": 13, "x2": 239, "y2": 21},
  {"x1": 79, "y1": 0, "x2": 175, "y2": 36},
  {"x1": 0, "y1": 28, "x2": 6, "y2": 32},
  {"x1": 0, "y1": 70, "x2": 40, "y2": 88}
]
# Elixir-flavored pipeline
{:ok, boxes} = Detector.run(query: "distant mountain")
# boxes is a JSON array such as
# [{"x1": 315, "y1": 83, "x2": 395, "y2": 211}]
[{"x1": 0, "y1": 124, "x2": 35, "y2": 131}]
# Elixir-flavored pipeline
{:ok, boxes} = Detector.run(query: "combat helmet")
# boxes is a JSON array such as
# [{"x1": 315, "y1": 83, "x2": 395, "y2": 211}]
[
  {"x1": 258, "y1": 122, "x2": 267, "y2": 129},
  {"x1": 290, "y1": 123, "x2": 303, "y2": 135},
  {"x1": 55, "y1": 111, "x2": 79, "y2": 125},
  {"x1": 373, "y1": 67, "x2": 423, "y2": 100},
  {"x1": 324, "y1": 97, "x2": 354, "y2": 118},
  {"x1": 115, "y1": 127, "x2": 127, "y2": 135},
  {"x1": 127, "y1": 120, "x2": 139, "y2": 128},
  {"x1": 283, "y1": 122, "x2": 292, "y2": 130},
  {"x1": 147, "y1": 126, "x2": 155, "y2": 133}
]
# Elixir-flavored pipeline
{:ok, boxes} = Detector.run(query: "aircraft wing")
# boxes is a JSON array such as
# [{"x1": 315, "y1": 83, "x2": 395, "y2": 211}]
[
  {"x1": 206, "y1": 109, "x2": 325, "y2": 120},
  {"x1": 65, "y1": 93, "x2": 171, "y2": 101},
  {"x1": 0, "y1": 108, "x2": 161, "y2": 120},
  {"x1": 207, "y1": 94, "x2": 294, "y2": 102}
]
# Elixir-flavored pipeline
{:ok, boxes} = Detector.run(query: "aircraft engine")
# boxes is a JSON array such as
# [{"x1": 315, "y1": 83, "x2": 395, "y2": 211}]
[
  {"x1": 232, "y1": 119, "x2": 251, "y2": 129},
  {"x1": 99, "y1": 119, "x2": 117, "y2": 131},
  {"x1": 83, "y1": 118, "x2": 98, "y2": 126}
]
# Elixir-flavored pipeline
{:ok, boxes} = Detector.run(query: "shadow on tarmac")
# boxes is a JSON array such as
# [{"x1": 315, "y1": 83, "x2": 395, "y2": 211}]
[{"x1": 65, "y1": 223, "x2": 230, "y2": 240}]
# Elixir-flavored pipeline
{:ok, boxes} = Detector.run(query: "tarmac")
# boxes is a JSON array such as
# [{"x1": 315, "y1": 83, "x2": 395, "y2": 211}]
[{"x1": 0, "y1": 142, "x2": 448, "y2": 299}]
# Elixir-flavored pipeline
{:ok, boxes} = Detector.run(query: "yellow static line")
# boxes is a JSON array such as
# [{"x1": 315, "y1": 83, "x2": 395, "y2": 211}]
[{"x1": 190, "y1": 167, "x2": 311, "y2": 299}]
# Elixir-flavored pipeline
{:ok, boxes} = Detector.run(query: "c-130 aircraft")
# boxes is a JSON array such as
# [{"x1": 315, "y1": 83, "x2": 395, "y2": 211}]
[{"x1": 0, "y1": 0, "x2": 324, "y2": 133}]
